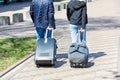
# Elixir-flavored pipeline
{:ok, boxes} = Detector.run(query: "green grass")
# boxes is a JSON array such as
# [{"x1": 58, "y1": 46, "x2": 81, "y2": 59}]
[
  {"x1": 0, "y1": 16, "x2": 9, "y2": 18},
  {"x1": 0, "y1": 37, "x2": 36, "y2": 72},
  {"x1": 13, "y1": 13, "x2": 22, "y2": 15}
]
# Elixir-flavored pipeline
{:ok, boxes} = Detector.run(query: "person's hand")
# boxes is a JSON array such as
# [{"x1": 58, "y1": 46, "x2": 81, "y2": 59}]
[
  {"x1": 80, "y1": 28, "x2": 85, "y2": 32},
  {"x1": 47, "y1": 26, "x2": 53, "y2": 30}
]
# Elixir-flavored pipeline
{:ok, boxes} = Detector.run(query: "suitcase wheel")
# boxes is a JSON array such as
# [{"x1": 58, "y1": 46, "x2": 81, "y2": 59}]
[
  {"x1": 70, "y1": 63, "x2": 81, "y2": 68},
  {"x1": 82, "y1": 61, "x2": 88, "y2": 68},
  {"x1": 70, "y1": 61, "x2": 88, "y2": 68},
  {"x1": 36, "y1": 64, "x2": 41, "y2": 67},
  {"x1": 70, "y1": 61, "x2": 76, "y2": 68},
  {"x1": 70, "y1": 61, "x2": 73, "y2": 67},
  {"x1": 70, "y1": 63, "x2": 73, "y2": 67}
]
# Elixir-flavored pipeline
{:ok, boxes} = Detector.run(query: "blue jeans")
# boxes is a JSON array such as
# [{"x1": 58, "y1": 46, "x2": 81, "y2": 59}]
[
  {"x1": 70, "y1": 24, "x2": 86, "y2": 44},
  {"x1": 35, "y1": 27, "x2": 52, "y2": 40}
]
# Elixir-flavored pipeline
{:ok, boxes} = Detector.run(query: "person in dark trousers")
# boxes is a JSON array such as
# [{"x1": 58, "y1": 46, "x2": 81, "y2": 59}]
[
  {"x1": 67, "y1": 0, "x2": 88, "y2": 46},
  {"x1": 30, "y1": 0, "x2": 55, "y2": 40}
]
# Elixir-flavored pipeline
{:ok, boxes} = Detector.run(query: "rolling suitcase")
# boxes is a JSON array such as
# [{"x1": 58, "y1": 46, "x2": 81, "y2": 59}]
[
  {"x1": 34, "y1": 30, "x2": 57, "y2": 67},
  {"x1": 68, "y1": 31, "x2": 89, "y2": 68}
]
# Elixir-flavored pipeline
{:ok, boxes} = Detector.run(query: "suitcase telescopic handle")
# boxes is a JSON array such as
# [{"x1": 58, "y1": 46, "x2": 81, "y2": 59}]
[
  {"x1": 45, "y1": 29, "x2": 53, "y2": 38},
  {"x1": 78, "y1": 30, "x2": 85, "y2": 44},
  {"x1": 78, "y1": 30, "x2": 87, "y2": 47},
  {"x1": 78, "y1": 30, "x2": 81, "y2": 43},
  {"x1": 44, "y1": 29, "x2": 54, "y2": 43}
]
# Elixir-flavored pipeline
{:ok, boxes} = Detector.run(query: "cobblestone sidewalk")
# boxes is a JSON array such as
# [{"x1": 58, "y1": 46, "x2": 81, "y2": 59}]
[{"x1": 0, "y1": 0, "x2": 120, "y2": 80}]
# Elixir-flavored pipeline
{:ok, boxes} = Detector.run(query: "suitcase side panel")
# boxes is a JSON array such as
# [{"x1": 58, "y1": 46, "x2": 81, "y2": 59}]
[
  {"x1": 35, "y1": 38, "x2": 56, "y2": 65},
  {"x1": 68, "y1": 44, "x2": 89, "y2": 64}
]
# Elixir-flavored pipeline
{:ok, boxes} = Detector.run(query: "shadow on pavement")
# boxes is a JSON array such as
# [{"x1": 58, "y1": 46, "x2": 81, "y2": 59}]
[
  {"x1": 56, "y1": 16, "x2": 120, "y2": 30},
  {"x1": 54, "y1": 52, "x2": 106, "y2": 68},
  {"x1": 87, "y1": 17, "x2": 120, "y2": 30},
  {"x1": 34, "y1": 53, "x2": 67, "y2": 68},
  {"x1": 114, "y1": 74, "x2": 120, "y2": 80},
  {"x1": 87, "y1": 52, "x2": 106, "y2": 68},
  {"x1": 55, "y1": 53, "x2": 68, "y2": 68}
]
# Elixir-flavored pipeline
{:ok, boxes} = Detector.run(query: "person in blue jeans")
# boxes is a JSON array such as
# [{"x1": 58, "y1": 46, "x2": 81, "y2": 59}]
[
  {"x1": 67, "y1": 0, "x2": 88, "y2": 46},
  {"x1": 30, "y1": 0, "x2": 55, "y2": 40}
]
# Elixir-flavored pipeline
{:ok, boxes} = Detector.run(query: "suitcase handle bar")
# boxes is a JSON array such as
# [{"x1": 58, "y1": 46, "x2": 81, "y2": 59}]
[
  {"x1": 78, "y1": 30, "x2": 86, "y2": 44},
  {"x1": 44, "y1": 29, "x2": 54, "y2": 43},
  {"x1": 45, "y1": 29, "x2": 53, "y2": 39}
]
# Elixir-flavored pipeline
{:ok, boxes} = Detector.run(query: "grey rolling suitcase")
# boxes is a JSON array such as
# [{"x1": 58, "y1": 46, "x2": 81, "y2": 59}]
[
  {"x1": 35, "y1": 30, "x2": 57, "y2": 67},
  {"x1": 68, "y1": 31, "x2": 89, "y2": 68}
]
